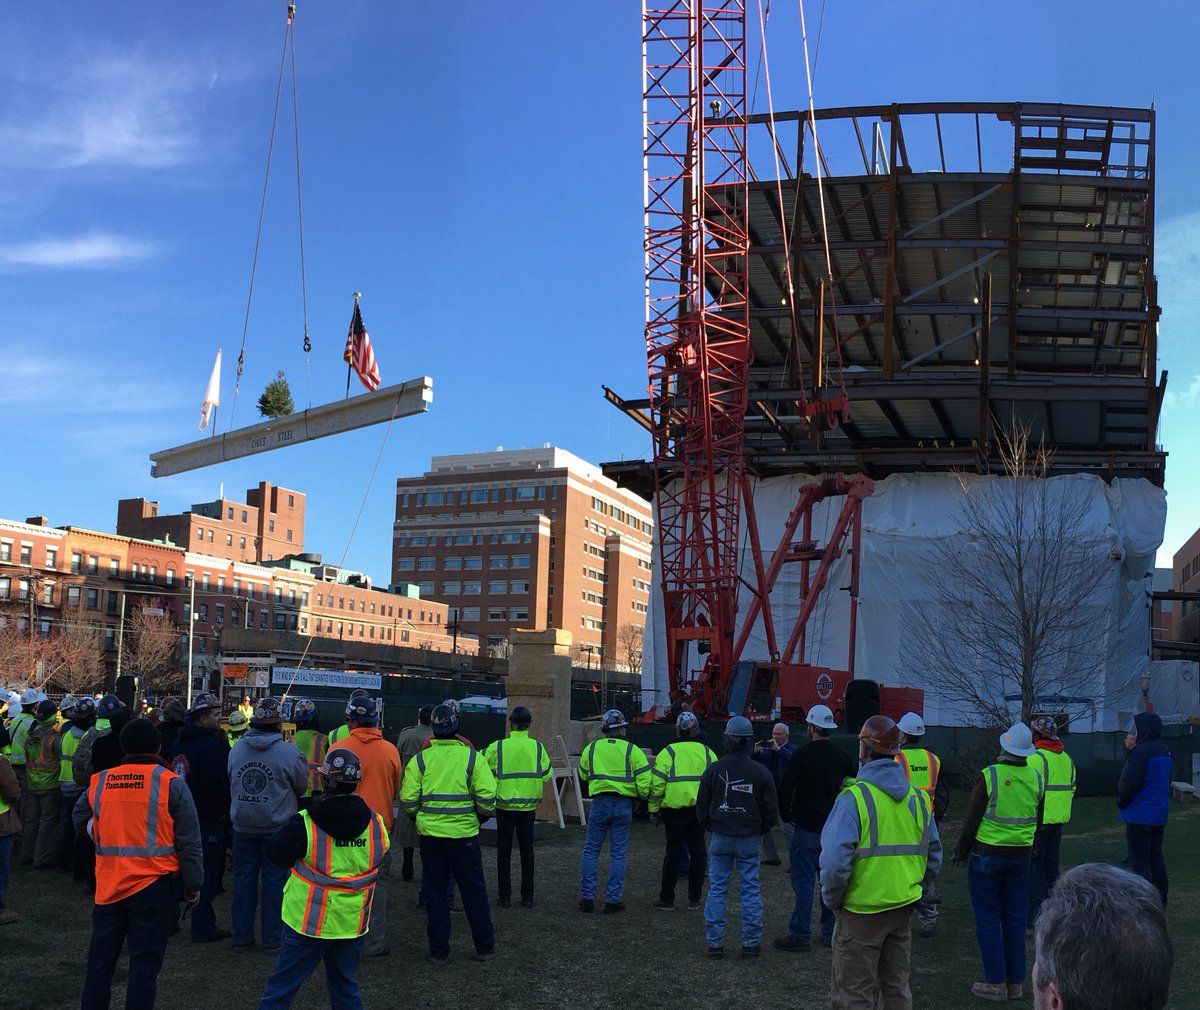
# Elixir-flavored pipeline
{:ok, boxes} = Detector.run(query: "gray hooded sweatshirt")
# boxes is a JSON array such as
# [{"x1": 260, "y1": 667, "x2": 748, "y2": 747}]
[
  {"x1": 819, "y1": 756, "x2": 942, "y2": 911},
  {"x1": 227, "y1": 728, "x2": 308, "y2": 834}
]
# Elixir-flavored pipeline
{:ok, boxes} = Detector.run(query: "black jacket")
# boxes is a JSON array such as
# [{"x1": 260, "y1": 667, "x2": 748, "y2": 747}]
[
  {"x1": 777, "y1": 736, "x2": 857, "y2": 833},
  {"x1": 696, "y1": 736, "x2": 778, "y2": 837},
  {"x1": 90, "y1": 711, "x2": 132, "y2": 777},
  {"x1": 267, "y1": 793, "x2": 374, "y2": 869},
  {"x1": 168, "y1": 723, "x2": 231, "y2": 824}
]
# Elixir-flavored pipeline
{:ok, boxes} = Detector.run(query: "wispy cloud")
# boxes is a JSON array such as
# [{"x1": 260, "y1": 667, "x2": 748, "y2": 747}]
[
  {"x1": 1, "y1": 347, "x2": 185, "y2": 415},
  {"x1": 1162, "y1": 373, "x2": 1200, "y2": 411},
  {"x1": 0, "y1": 232, "x2": 159, "y2": 269}
]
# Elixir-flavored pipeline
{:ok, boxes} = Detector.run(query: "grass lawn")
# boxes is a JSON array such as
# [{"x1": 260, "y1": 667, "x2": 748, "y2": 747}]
[{"x1": 5, "y1": 796, "x2": 1196, "y2": 1009}]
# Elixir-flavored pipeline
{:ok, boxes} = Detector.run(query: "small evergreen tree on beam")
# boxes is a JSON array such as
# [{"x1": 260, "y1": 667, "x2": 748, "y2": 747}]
[{"x1": 258, "y1": 370, "x2": 295, "y2": 418}]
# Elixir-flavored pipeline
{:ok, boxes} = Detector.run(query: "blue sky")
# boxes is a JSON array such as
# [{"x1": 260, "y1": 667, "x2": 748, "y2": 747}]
[{"x1": 0, "y1": 1, "x2": 1196, "y2": 580}]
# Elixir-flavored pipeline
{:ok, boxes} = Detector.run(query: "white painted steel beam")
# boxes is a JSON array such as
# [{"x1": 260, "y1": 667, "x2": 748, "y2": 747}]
[{"x1": 150, "y1": 376, "x2": 433, "y2": 478}]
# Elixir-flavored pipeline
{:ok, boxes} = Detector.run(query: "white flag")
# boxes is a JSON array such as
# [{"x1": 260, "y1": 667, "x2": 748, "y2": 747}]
[{"x1": 199, "y1": 349, "x2": 221, "y2": 431}]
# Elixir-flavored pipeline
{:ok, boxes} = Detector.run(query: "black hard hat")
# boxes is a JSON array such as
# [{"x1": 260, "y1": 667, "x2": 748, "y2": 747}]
[
  {"x1": 320, "y1": 748, "x2": 364, "y2": 789},
  {"x1": 345, "y1": 695, "x2": 378, "y2": 726},
  {"x1": 509, "y1": 705, "x2": 532, "y2": 729},
  {"x1": 34, "y1": 698, "x2": 58, "y2": 721},
  {"x1": 430, "y1": 703, "x2": 460, "y2": 736},
  {"x1": 96, "y1": 694, "x2": 126, "y2": 719}
]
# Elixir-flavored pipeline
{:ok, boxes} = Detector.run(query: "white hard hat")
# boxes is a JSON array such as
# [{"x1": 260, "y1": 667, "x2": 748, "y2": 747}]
[
  {"x1": 806, "y1": 704, "x2": 838, "y2": 730},
  {"x1": 1000, "y1": 721, "x2": 1037, "y2": 758},
  {"x1": 19, "y1": 687, "x2": 39, "y2": 706},
  {"x1": 897, "y1": 712, "x2": 926, "y2": 737}
]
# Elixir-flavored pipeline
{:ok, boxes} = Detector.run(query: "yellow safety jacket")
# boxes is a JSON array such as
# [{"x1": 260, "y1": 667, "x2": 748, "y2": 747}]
[
  {"x1": 25, "y1": 721, "x2": 61, "y2": 791},
  {"x1": 579, "y1": 735, "x2": 652, "y2": 800},
  {"x1": 896, "y1": 748, "x2": 941, "y2": 797},
  {"x1": 1031, "y1": 747, "x2": 1075, "y2": 826},
  {"x1": 328, "y1": 724, "x2": 351, "y2": 746},
  {"x1": 399, "y1": 739, "x2": 496, "y2": 838},
  {"x1": 483, "y1": 730, "x2": 552, "y2": 811},
  {"x1": 976, "y1": 761, "x2": 1044, "y2": 847},
  {"x1": 5, "y1": 713, "x2": 34, "y2": 766},
  {"x1": 293, "y1": 729, "x2": 328, "y2": 799},
  {"x1": 281, "y1": 809, "x2": 389, "y2": 939},
  {"x1": 58, "y1": 727, "x2": 84, "y2": 786},
  {"x1": 841, "y1": 780, "x2": 931, "y2": 915},
  {"x1": 649, "y1": 739, "x2": 716, "y2": 812}
]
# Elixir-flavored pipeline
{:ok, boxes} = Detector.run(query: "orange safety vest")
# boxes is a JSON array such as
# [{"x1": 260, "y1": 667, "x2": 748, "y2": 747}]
[{"x1": 89, "y1": 763, "x2": 181, "y2": 905}]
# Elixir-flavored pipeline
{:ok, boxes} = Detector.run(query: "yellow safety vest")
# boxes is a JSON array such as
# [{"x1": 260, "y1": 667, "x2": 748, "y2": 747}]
[
  {"x1": 328, "y1": 724, "x2": 351, "y2": 745},
  {"x1": 1031, "y1": 748, "x2": 1075, "y2": 826},
  {"x1": 281, "y1": 809, "x2": 388, "y2": 939},
  {"x1": 25, "y1": 722, "x2": 61, "y2": 791},
  {"x1": 399, "y1": 740, "x2": 496, "y2": 838},
  {"x1": 59, "y1": 727, "x2": 83, "y2": 785},
  {"x1": 293, "y1": 729, "x2": 328, "y2": 799},
  {"x1": 976, "y1": 762, "x2": 1044, "y2": 847},
  {"x1": 483, "y1": 731, "x2": 552, "y2": 811},
  {"x1": 841, "y1": 780, "x2": 931, "y2": 915},
  {"x1": 579, "y1": 736, "x2": 652, "y2": 800},
  {"x1": 649, "y1": 740, "x2": 716, "y2": 812},
  {"x1": 5, "y1": 713, "x2": 34, "y2": 766},
  {"x1": 896, "y1": 748, "x2": 940, "y2": 796}
]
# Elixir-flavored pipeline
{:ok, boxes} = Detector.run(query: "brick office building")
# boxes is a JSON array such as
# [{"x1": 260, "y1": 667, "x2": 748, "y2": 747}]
[
  {"x1": 116, "y1": 481, "x2": 305, "y2": 565},
  {"x1": 392, "y1": 446, "x2": 654, "y2": 666}
]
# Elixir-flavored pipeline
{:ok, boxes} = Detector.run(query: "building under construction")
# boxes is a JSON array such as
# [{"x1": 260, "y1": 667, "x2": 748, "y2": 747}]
[{"x1": 606, "y1": 72, "x2": 1166, "y2": 727}]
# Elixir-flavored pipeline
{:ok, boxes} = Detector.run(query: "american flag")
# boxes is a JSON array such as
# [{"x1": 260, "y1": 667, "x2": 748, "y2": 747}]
[{"x1": 343, "y1": 300, "x2": 381, "y2": 392}]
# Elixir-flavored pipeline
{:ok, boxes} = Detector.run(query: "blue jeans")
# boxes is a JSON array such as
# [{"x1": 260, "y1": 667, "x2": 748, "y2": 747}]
[
  {"x1": 967, "y1": 854, "x2": 1031, "y2": 983},
  {"x1": 232, "y1": 831, "x2": 289, "y2": 948},
  {"x1": 579, "y1": 794, "x2": 633, "y2": 903},
  {"x1": 419, "y1": 835, "x2": 495, "y2": 959},
  {"x1": 1125, "y1": 823, "x2": 1168, "y2": 906},
  {"x1": 0, "y1": 834, "x2": 12, "y2": 910},
  {"x1": 788, "y1": 827, "x2": 834, "y2": 942},
  {"x1": 258, "y1": 926, "x2": 364, "y2": 1010},
  {"x1": 704, "y1": 832, "x2": 762, "y2": 949},
  {"x1": 81, "y1": 874, "x2": 177, "y2": 1010}
]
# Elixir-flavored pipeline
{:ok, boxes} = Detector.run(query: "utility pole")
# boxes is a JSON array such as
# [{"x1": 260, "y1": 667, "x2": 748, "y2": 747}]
[
  {"x1": 115, "y1": 592, "x2": 126, "y2": 680},
  {"x1": 447, "y1": 610, "x2": 460, "y2": 655},
  {"x1": 185, "y1": 575, "x2": 196, "y2": 707}
]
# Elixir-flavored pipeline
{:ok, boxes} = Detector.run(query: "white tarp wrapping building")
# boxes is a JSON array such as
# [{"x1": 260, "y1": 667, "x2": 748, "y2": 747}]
[{"x1": 643, "y1": 472, "x2": 1167, "y2": 731}]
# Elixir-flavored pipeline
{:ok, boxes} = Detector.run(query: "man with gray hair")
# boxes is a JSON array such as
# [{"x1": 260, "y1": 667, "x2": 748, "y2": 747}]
[{"x1": 1032, "y1": 862, "x2": 1172, "y2": 1010}]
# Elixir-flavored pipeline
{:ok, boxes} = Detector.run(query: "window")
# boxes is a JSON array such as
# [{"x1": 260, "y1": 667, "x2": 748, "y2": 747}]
[
  {"x1": 453, "y1": 534, "x2": 473, "y2": 545},
  {"x1": 302, "y1": 592, "x2": 309, "y2": 606},
  {"x1": 488, "y1": 580, "x2": 507, "y2": 594},
  {"x1": 459, "y1": 606, "x2": 480, "y2": 622},
  {"x1": 464, "y1": 556, "x2": 482, "y2": 570},
  {"x1": 199, "y1": 604, "x2": 208, "y2": 622},
  {"x1": 490, "y1": 556, "x2": 509, "y2": 569},
  {"x1": 104, "y1": 626, "x2": 116, "y2": 650},
  {"x1": 215, "y1": 605, "x2": 225, "y2": 625},
  {"x1": 470, "y1": 489, "x2": 489, "y2": 503},
  {"x1": 464, "y1": 581, "x2": 482, "y2": 595},
  {"x1": 511, "y1": 555, "x2": 530, "y2": 568},
  {"x1": 286, "y1": 529, "x2": 293, "y2": 543},
  {"x1": 87, "y1": 588, "x2": 99, "y2": 609},
  {"x1": 232, "y1": 607, "x2": 240, "y2": 627},
  {"x1": 444, "y1": 557, "x2": 463, "y2": 571},
  {"x1": 427, "y1": 491, "x2": 445, "y2": 506},
  {"x1": 195, "y1": 528, "x2": 204, "y2": 541},
  {"x1": 166, "y1": 567, "x2": 175, "y2": 586},
  {"x1": 67, "y1": 586, "x2": 81, "y2": 606},
  {"x1": 46, "y1": 547, "x2": 57, "y2": 569},
  {"x1": 300, "y1": 617, "x2": 308, "y2": 633},
  {"x1": 197, "y1": 636, "x2": 207, "y2": 654},
  {"x1": 416, "y1": 581, "x2": 435, "y2": 596},
  {"x1": 400, "y1": 630, "x2": 411, "y2": 643},
  {"x1": 71, "y1": 552, "x2": 82, "y2": 573},
  {"x1": 42, "y1": 582, "x2": 53, "y2": 605},
  {"x1": 418, "y1": 558, "x2": 436, "y2": 571},
  {"x1": 510, "y1": 580, "x2": 530, "y2": 594},
  {"x1": 227, "y1": 506, "x2": 234, "y2": 519},
  {"x1": 226, "y1": 534, "x2": 233, "y2": 546},
  {"x1": 338, "y1": 596, "x2": 345, "y2": 609},
  {"x1": 274, "y1": 613, "x2": 286, "y2": 630},
  {"x1": 0, "y1": 541, "x2": 10, "y2": 562},
  {"x1": 289, "y1": 589, "x2": 296, "y2": 605},
  {"x1": 442, "y1": 581, "x2": 461, "y2": 595},
  {"x1": 359, "y1": 600, "x2": 365, "y2": 613},
  {"x1": 260, "y1": 610, "x2": 268, "y2": 628},
  {"x1": 269, "y1": 520, "x2": 275, "y2": 533},
  {"x1": 19, "y1": 543, "x2": 31, "y2": 564},
  {"x1": 400, "y1": 494, "x2": 409, "y2": 506},
  {"x1": 515, "y1": 485, "x2": 536, "y2": 501},
  {"x1": 240, "y1": 537, "x2": 246, "y2": 550},
  {"x1": 0, "y1": 578, "x2": 9, "y2": 600},
  {"x1": 241, "y1": 510, "x2": 248, "y2": 523},
  {"x1": 288, "y1": 494, "x2": 295, "y2": 508},
  {"x1": 488, "y1": 608, "x2": 507, "y2": 621},
  {"x1": 490, "y1": 488, "x2": 500, "y2": 503},
  {"x1": 202, "y1": 573, "x2": 210, "y2": 591},
  {"x1": 276, "y1": 587, "x2": 283, "y2": 603},
  {"x1": 500, "y1": 531, "x2": 521, "y2": 543},
  {"x1": 397, "y1": 558, "x2": 416, "y2": 571},
  {"x1": 218, "y1": 576, "x2": 226, "y2": 593},
  {"x1": 510, "y1": 607, "x2": 529, "y2": 621}
]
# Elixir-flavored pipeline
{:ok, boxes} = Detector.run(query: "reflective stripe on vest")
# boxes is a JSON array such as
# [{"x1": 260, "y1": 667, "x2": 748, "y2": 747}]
[
  {"x1": 401, "y1": 743, "x2": 495, "y2": 837},
  {"x1": 650, "y1": 740, "x2": 716, "y2": 810},
  {"x1": 1033, "y1": 749, "x2": 1075, "y2": 825},
  {"x1": 59, "y1": 729, "x2": 82, "y2": 784},
  {"x1": 293, "y1": 730, "x2": 327, "y2": 798},
  {"x1": 26, "y1": 726, "x2": 60, "y2": 790},
  {"x1": 283, "y1": 810, "x2": 388, "y2": 939},
  {"x1": 89, "y1": 764, "x2": 181, "y2": 904},
  {"x1": 896, "y1": 748, "x2": 940, "y2": 795},
  {"x1": 492, "y1": 733, "x2": 550, "y2": 810},
  {"x1": 841, "y1": 780, "x2": 930, "y2": 915},
  {"x1": 976, "y1": 762, "x2": 1043, "y2": 847},
  {"x1": 5, "y1": 714, "x2": 34, "y2": 765},
  {"x1": 581, "y1": 737, "x2": 649, "y2": 798}
]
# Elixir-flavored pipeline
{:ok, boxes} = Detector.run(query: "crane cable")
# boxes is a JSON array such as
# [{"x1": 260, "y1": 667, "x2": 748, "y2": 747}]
[{"x1": 228, "y1": 2, "x2": 312, "y2": 431}]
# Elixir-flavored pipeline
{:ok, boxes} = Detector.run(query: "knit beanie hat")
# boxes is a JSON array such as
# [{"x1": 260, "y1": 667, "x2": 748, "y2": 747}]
[{"x1": 119, "y1": 717, "x2": 162, "y2": 756}]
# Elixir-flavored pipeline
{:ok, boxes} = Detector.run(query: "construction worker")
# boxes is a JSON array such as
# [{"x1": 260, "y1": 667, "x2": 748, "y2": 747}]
[
  {"x1": 55, "y1": 695, "x2": 94, "y2": 871},
  {"x1": 894, "y1": 711, "x2": 949, "y2": 938},
  {"x1": 239, "y1": 695, "x2": 255, "y2": 721},
  {"x1": 400, "y1": 702, "x2": 496, "y2": 964},
  {"x1": 327, "y1": 689, "x2": 370, "y2": 746},
  {"x1": 72, "y1": 694, "x2": 128, "y2": 888},
  {"x1": 1027, "y1": 714, "x2": 1075, "y2": 926},
  {"x1": 229, "y1": 697, "x2": 309, "y2": 953},
  {"x1": 21, "y1": 697, "x2": 60, "y2": 867},
  {"x1": 394, "y1": 705, "x2": 434, "y2": 882},
  {"x1": 168, "y1": 692, "x2": 232, "y2": 943},
  {"x1": 952, "y1": 722, "x2": 1044, "y2": 1003},
  {"x1": 577, "y1": 708, "x2": 651, "y2": 914},
  {"x1": 327, "y1": 695, "x2": 401, "y2": 958},
  {"x1": 696, "y1": 716, "x2": 778, "y2": 958},
  {"x1": 648, "y1": 710, "x2": 715, "y2": 912},
  {"x1": 291, "y1": 699, "x2": 328, "y2": 811},
  {"x1": 821, "y1": 715, "x2": 942, "y2": 1010},
  {"x1": 774, "y1": 703, "x2": 856, "y2": 952},
  {"x1": 484, "y1": 704, "x2": 553, "y2": 908},
  {"x1": 5, "y1": 687, "x2": 37, "y2": 849},
  {"x1": 227, "y1": 708, "x2": 250, "y2": 748},
  {"x1": 0, "y1": 730, "x2": 20, "y2": 925},
  {"x1": 258, "y1": 749, "x2": 389, "y2": 1010},
  {"x1": 74, "y1": 717, "x2": 203, "y2": 1010}
]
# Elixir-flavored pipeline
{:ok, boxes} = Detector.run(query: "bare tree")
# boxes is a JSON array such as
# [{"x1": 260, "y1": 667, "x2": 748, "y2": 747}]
[
  {"x1": 903, "y1": 425, "x2": 1120, "y2": 725},
  {"x1": 124, "y1": 601, "x2": 182, "y2": 696},
  {"x1": 616, "y1": 622, "x2": 645, "y2": 673},
  {"x1": 48, "y1": 605, "x2": 105, "y2": 696},
  {"x1": 0, "y1": 612, "x2": 57, "y2": 689}
]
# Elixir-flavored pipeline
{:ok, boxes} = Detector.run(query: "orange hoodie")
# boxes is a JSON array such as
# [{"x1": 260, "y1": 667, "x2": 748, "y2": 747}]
[{"x1": 328, "y1": 727, "x2": 401, "y2": 832}]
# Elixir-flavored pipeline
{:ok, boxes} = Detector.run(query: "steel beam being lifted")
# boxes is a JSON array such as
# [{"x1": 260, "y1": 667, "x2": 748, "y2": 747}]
[{"x1": 149, "y1": 377, "x2": 433, "y2": 477}]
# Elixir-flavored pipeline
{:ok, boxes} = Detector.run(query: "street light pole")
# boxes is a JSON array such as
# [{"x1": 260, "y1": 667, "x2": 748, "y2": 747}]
[{"x1": 185, "y1": 575, "x2": 195, "y2": 708}]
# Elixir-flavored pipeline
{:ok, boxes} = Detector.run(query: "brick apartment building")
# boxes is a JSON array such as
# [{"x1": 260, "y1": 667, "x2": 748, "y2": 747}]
[
  {"x1": 392, "y1": 446, "x2": 654, "y2": 667},
  {"x1": 117, "y1": 481, "x2": 305, "y2": 564},
  {"x1": 1173, "y1": 526, "x2": 1200, "y2": 644},
  {"x1": 0, "y1": 511, "x2": 463, "y2": 697}
]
